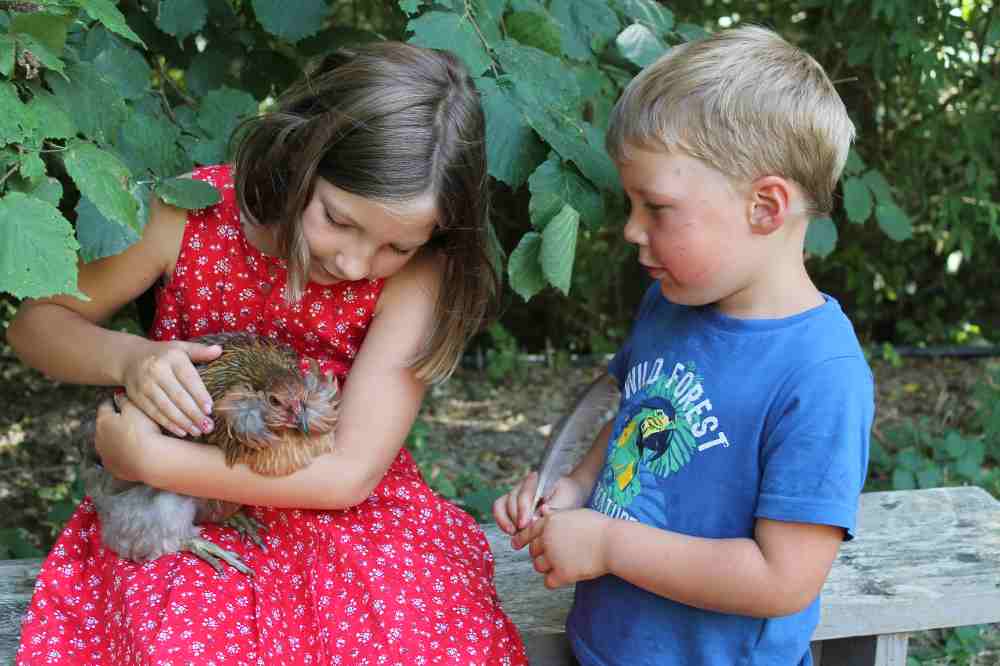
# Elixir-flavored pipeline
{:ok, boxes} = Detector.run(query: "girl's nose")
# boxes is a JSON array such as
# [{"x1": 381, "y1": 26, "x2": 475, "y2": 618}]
[{"x1": 335, "y1": 247, "x2": 374, "y2": 281}]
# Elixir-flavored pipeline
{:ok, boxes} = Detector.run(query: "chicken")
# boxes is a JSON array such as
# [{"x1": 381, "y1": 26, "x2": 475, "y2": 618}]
[{"x1": 81, "y1": 332, "x2": 339, "y2": 575}]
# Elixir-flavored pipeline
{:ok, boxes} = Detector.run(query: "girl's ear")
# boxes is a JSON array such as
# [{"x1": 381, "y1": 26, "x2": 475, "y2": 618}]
[{"x1": 747, "y1": 176, "x2": 794, "y2": 236}]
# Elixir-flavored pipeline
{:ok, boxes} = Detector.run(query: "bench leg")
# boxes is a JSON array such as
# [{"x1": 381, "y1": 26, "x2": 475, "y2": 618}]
[{"x1": 816, "y1": 633, "x2": 909, "y2": 666}]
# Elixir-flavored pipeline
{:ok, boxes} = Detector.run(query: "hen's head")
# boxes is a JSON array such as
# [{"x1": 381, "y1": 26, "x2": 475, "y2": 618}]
[{"x1": 263, "y1": 362, "x2": 339, "y2": 436}]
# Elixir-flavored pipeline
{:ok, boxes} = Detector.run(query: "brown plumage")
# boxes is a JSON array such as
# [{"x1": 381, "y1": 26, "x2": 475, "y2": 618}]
[{"x1": 82, "y1": 332, "x2": 339, "y2": 575}]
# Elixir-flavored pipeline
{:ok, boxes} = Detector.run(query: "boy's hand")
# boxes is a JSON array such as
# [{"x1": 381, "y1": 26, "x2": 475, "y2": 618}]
[
  {"x1": 513, "y1": 506, "x2": 614, "y2": 588},
  {"x1": 121, "y1": 339, "x2": 221, "y2": 439},
  {"x1": 493, "y1": 472, "x2": 591, "y2": 535}
]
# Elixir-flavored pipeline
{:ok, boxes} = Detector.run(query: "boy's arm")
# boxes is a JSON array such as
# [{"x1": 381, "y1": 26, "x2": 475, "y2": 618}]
[{"x1": 520, "y1": 511, "x2": 842, "y2": 617}]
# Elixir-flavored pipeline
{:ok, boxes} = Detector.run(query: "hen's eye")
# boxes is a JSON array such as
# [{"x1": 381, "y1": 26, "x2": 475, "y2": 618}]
[{"x1": 267, "y1": 395, "x2": 281, "y2": 407}]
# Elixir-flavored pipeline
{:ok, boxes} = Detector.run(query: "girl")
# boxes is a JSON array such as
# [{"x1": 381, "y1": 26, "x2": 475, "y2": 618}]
[{"x1": 10, "y1": 43, "x2": 527, "y2": 665}]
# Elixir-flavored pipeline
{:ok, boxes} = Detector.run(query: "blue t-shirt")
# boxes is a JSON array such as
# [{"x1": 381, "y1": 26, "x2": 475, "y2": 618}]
[{"x1": 567, "y1": 285, "x2": 874, "y2": 666}]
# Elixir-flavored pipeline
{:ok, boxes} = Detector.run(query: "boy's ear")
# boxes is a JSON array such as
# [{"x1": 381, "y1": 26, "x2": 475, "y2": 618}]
[{"x1": 747, "y1": 176, "x2": 793, "y2": 236}]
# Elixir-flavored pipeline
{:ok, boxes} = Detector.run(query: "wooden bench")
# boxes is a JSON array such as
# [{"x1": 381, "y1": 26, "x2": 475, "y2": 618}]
[{"x1": 2, "y1": 487, "x2": 998, "y2": 665}]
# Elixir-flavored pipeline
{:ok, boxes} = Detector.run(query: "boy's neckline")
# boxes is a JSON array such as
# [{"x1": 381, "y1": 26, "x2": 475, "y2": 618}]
[{"x1": 687, "y1": 293, "x2": 838, "y2": 333}]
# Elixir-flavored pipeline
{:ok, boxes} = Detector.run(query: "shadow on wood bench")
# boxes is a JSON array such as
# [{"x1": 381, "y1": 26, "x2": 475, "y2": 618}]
[{"x1": 2, "y1": 487, "x2": 999, "y2": 665}]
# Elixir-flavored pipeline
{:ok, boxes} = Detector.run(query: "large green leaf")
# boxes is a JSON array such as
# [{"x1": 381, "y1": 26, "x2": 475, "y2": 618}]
[
  {"x1": 508, "y1": 231, "x2": 546, "y2": 301},
  {"x1": 196, "y1": 87, "x2": 258, "y2": 143},
  {"x1": 549, "y1": 0, "x2": 620, "y2": 61},
  {"x1": 528, "y1": 154, "x2": 603, "y2": 229},
  {"x1": 615, "y1": 23, "x2": 667, "y2": 68},
  {"x1": 494, "y1": 40, "x2": 580, "y2": 112},
  {"x1": 0, "y1": 192, "x2": 82, "y2": 299},
  {"x1": 0, "y1": 35, "x2": 14, "y2": 77},
  {"x1": 0, "y1": 81, "x2": 35, "y2": 146},
  {"x1": 25, "y1": 89, "x2": 76, "y2": 141},
  {"x1": 805, "y1": 216, "x2": 837, "y2": 258},
  {"x1": 47, "y1": 62, "x2": 127, "y2": 145},
  {"x1": 10, "y1": 11, "x2": 72, "y2": 55},
  {"x1": 251, "y1": 0, "x2": 327, "y2": 43},
  {"x1": 399, "y1": 0, "x2": 427, "y2": 15},
  {"x1": 75, "y1": 195, "x2": 140, "y2": 262},
  {"x1": 842, "y1": 176, "x2": 873, "y2": 224},
  {"x1": 407, "y1": 11, "x2": 492, "y2": 77},
  {"x1": 9, "y1": 176, "x2": 63, "y2": 208},
  {"x1": 75, "y1": 0, "x2": 145, "y2": 46},
  {"x1": 63, "y1": 141, "x2": 139, "y2": 233},
  {"x1": 116, "y1": 109, "x2": 186, "y2": 178},
  {"x1": 861, "y1": 169, "x2": 893, "y2": 203},
  {"x1": 506, "y1": 11, "x2": 561, "y2": 56},
  {"x1": 476, "y1": 77, "x2": 546, "y2": 189},
  {"x1": 154, "y1": 177, "x2": 221, "y2": 209},
  {"x1": 91, "y1": 39, "x2": 151, "y2": 99},
  {"x1": 13, "y1": 33, "x2": 64, "y2": 76},
  {"x1": 540, "y1": 204, "x2": 579, "y2": 294},
  {"x1": 613, "y1": 0, "x2": 674, "y2": 35},
  {"x1": 157, "y1": 0, "x2": 209, "y2": 41},
  {"x1": 876, "y1": 202, "x2": 913, "y2": 241}
]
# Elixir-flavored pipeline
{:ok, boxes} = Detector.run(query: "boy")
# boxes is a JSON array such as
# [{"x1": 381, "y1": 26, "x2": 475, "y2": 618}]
[{"x1": 493, "y1": 25, "x2": 874, "y2": 666}]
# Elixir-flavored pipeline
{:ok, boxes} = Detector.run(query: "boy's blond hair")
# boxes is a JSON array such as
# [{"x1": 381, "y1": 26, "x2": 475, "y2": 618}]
[{"x1": 606, "y1": 25, "x2": 854, "y2": 216}]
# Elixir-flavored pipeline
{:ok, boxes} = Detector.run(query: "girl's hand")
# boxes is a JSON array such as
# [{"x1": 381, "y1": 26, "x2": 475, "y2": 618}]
[
  {"x1": 493, "y1": 472, "x2": 590, "y2": 536},
  {"x1": 514, "y1": 506, "x2": 613, "y2": 589},
  {"x1": 95, "y1": 397, "x2": 162, "y2": 483},
  {"x1": 121, "y1": 339, "x2": 221, "y2": 438}
]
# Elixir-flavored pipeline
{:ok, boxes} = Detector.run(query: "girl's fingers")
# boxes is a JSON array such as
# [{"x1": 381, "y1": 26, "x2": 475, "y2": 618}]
[
  {"x1": 147, "y1": 385, "x2": 199, "y2": 437},
  {"x1": 492, "y1": 494, "x2": 515, "y2": 535},
  {"x1": 516, "y1": 472, "x2": 538, "y2": 529},
  {"x1": 532, "y1": 554, "x2": 550, "y2": 574},
  {"x1": 175, "y1": 361, "x2": 214, "y2": 419},
  {"x1": 506, "y1": 484, "x2": 522, "y2": 530},
  {"x1": 182, "y1": 342, "x2": 223, "y2": 363}
]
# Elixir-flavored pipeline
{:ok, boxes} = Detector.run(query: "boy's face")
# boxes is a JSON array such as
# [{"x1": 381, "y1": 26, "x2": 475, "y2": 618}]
[{"x1": 618, "y1": 146, "x2": 768, "y2": 315}]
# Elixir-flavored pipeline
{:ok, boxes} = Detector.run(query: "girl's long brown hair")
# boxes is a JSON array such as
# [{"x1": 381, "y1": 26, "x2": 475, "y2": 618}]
[{"x1": 232, "y1": 43, "x2": 496, "y2": 383}]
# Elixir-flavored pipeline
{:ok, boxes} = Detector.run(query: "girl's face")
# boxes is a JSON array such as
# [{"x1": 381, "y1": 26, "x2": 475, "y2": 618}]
[{"x1": 301, "y1": 177, "x2": 438, "y2": 284}]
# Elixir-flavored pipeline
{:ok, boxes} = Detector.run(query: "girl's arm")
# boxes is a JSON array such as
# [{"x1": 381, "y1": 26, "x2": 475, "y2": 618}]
[
  {"x1": 7, "y1": 197, "x2": 219, "y2": 437},
  {"x1": 97, "y1": 250, "x2": 443, "y2": 510}
]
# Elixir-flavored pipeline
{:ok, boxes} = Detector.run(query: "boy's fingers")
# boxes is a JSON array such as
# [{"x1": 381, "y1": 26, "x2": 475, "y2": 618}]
[
  {"x1": 532, "y1": 553, "x2": 551, "y2": 574},
  {"x1": 516, "y1": 472, "x2": 538, "y2": 529},
  {"x1": 492, "y1": 495, "x2": 515, "y2": 535}
]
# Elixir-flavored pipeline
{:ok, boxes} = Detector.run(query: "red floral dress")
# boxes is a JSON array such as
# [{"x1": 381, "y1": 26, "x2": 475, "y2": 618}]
[{"x1": 15, "y1": 165, "x2": 527, "y2": 666}]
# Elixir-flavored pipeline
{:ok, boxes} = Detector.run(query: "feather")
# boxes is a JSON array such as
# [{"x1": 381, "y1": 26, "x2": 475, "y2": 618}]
[{"x1": 532, "y1": 372, "x2": 620, "y2": 512}]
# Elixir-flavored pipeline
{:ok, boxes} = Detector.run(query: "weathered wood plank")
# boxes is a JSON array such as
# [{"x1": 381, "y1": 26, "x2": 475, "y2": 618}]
[
  {"x1": 0, "y1": 559, "x2": 41, "y2": 665},
  {"x1": 485, "y1": 486, "x2": 1000, "y2": 647}
]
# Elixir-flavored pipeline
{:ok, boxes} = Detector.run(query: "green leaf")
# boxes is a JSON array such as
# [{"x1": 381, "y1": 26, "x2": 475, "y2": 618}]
[
  {"x1": 91, "y1": 39, "x2": 151, "y2": 99},
  {"x1": 14, "y1": 33, "x2": 64, "y2": 76},
  {"x1": 75, "y1": 195, "x2": 140, "y2": 262},
  {"x1": 75, "y1": 0, "x2": 146, "y2": 46},
  {"x1": 157, "y1": 0, "x2": 209, "y2": 41},
  {"x1": 47, "y1": 62, "x2": 127, "y2": 145},
  {"x1": 116, "y1": 109, "x2": 186, "y2": 178},
  {"x1": 18, "y1": 176, "x2": 63, "y2": 208},
  {"x1": 915, "y1": 464, "x2": 941, "y2": 489},
  {"x1": 891, "y1": 468, "x2": 916, "y2": 490},
  {"x1": 528, "y1": 154, "x2": 603, "y2": 229},
  {"x1": 805, "y1": 217, "x2": 838, "y2": 258},
  {"x1": 0, "y1": 35, "x2": 14, "y2": 78},
  {"x1": 875, "y1": 202, "x2": 913, "y2": 241},
  {"x1": 196, "y1": 86, "x2": 258, "y2": 143},
  {"x1": 540, "y1": 204, "x2": 579, "y2": 294},
  {"x1": 19, "y1": 151, "x2": 45, "y2": 181},
  {"x1": 10, "y1": 11, "x2": 72, "y2": 55},
  {"x1": 241, "y1": 49, "x2": 300, "y2": 99},
  {"x1": 251, "y1": 0, "x2": 328, "y2": 43},
  {"x1": 506, "y1": 11, "x2": 561, "y2": 56},
  {"x1": 0, "y1": 192, "x2": 82, "y2": 299},
  {"x1": 399, "y1": 0, "x2": 426, "y2": 15},
  {"x1": 613, "y1": 0, "x2": 674, "y2": 35},
  {"x1": 508, "y1": 231, "x2": 546, "y2": 301},
  {"x1": 675, "y1": 22, "x2": 710, "y2": 42},
  {"x1": 615, "y1": 23, "x2": 666, "y2": 68},
  {"x1": 154, "y1": 176, "x2": 220, "y2": 209},
  {"x1": 0, "y1": 527, "x2": 43, "y2": 559},
  {"x1": 25, "y1": 89, "x2": 76, "y2": 141},
  {"x1": 861, "y1": 169, "x2": 893, "y2": 203},
  {"x1": 0, "y1": 80, "x2": 34, "y2": 145},
  {"x1": 63, "y1": 141, "x2": 139, "y2": 233},
  {"x1": 843, "y1": 149, "x2": 865, "y2": 176},
  {"x1": 495, "y1": 40, "x2": 580, "y2": 111},
  {"x1": 842, "y1": 176, "x2": 873, "y2": 224},
  {"x1": 549, "y1": 0, "x2": 620, "y2": 61},
  {"x1": 476, "y1": 77, "x2": 545, "y2": 188},
  {"x1": 407, "y1": 11, "x2": 491, "y2": 77}
]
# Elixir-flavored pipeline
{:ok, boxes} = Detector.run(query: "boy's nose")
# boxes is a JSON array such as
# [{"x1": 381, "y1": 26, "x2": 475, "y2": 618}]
[{"x1": 623, "y1": 214, "x2": 647, "y2": 245}]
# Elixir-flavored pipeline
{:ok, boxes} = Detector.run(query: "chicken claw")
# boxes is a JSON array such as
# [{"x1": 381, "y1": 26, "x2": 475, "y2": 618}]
[
  {"x1": 224, "y1": 510, "x2": 267, "y2": 551},
  {"x1": 184, "y1": 537, "x2": 254, "y2": 576}
]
